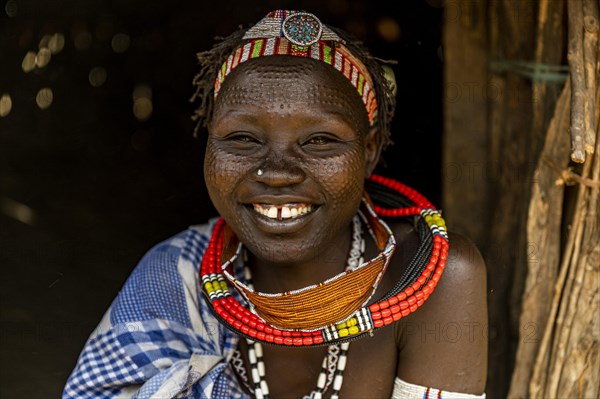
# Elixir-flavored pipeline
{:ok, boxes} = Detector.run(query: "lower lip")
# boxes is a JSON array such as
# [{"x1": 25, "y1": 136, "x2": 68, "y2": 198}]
[{"x1": 243, "y1": 205, "x2": 319, "y2": 234}]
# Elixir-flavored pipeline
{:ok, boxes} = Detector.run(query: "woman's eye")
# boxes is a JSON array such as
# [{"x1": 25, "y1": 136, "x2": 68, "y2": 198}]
[
  {"x1": 305, "y1": 135, "x2": 334, "y2": 145},
  {"x1": 227, "y1": 134, "x2": 260, "y2": 144}
]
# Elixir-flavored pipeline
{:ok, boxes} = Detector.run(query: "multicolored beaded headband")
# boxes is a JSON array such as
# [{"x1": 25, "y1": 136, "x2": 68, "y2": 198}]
[{"x1": 214, "y1": 10, "x2": 379, "y2": 125}]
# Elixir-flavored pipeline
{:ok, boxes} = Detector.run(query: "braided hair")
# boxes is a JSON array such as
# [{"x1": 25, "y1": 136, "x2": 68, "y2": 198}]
[{"x1": 190, "y1": 23, "x2": 396, "y2": 152}]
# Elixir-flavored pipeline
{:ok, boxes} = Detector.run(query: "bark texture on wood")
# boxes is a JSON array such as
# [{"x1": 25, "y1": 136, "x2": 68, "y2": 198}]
[
  {"x1": 529, "y1": 40, "x2": 600, "y2": 399},
  {"x1": 443, "y1": 0, "x2": 598, "y2": 397},
  {"x1": 486, "y1": 1, "x2": 537, "y2": 397},
  {"x1": 508, "y1": 81, "x2": 571, "y2": 399},
  {"x1": 530, "y1": 108, "x2": 599, "y2": 398},
  {"x1": 507, "y1": 1, "x2": 567, "y2": 397},
  {"x1": 568, "y1": 0, "x2": 587, "y2": 163},
  {"x1": 514, "y1": 0, "x2": 599, "y2": 397}
]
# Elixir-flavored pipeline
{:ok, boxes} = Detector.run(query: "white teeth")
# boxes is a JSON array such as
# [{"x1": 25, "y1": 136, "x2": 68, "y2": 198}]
[
  {"x1": 267, "y1": 207, "x2": 278, "y2": 219},
  {"x1": 252, "y1": 203, "x2": 315, "y2": 220}
]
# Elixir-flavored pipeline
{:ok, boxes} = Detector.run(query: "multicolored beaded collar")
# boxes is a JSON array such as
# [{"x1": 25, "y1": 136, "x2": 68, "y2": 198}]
[
  {"x1": 221, "y1": 199, "x2": 396, "y2": 332},
  {"x1": 214, "y1": 10, "x2": 379, "y2": 125},
  {"x1": 200, "y1": 175, "x2": 449, "y2": 347}
]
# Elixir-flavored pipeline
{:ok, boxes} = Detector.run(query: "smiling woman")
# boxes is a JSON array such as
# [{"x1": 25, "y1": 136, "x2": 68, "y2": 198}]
[
  {"x1": 206, "y1": 57, "x2": 375, "y2": 269},
  {"x1": 63, "y1": 10, "x2": 487, "y2": 399}
]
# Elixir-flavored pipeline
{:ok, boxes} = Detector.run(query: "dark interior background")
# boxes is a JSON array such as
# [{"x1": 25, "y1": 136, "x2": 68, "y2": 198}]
[{"x1": 0, "y1": 0, "x2": 443, "y2": 396}]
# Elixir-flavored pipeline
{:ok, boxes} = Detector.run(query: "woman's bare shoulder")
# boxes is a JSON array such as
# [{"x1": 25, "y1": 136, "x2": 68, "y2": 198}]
[{"x1": 392, "y1": 228, "x2": 488, "y2": 395}]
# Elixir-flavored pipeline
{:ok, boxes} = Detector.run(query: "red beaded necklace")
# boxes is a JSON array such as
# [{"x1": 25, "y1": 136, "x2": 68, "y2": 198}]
[{"x1": 200, "y1": 175, "x2": 449, "y2": 347}]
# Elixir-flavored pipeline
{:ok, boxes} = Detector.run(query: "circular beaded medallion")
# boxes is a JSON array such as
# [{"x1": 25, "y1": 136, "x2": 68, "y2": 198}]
[{"x1": 282, "y1": 12, "x2": 323, "y2": 47}]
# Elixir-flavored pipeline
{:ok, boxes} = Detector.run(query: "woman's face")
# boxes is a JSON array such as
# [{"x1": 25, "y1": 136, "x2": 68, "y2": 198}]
[{"x1": 205, "y1": 56, "x2": 381, "y2": 266}]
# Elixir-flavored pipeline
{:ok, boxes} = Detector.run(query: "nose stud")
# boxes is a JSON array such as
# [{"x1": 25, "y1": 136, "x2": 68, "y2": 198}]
[{"x1": 257, "y1": 169, "x2": 264, "y2": 176}]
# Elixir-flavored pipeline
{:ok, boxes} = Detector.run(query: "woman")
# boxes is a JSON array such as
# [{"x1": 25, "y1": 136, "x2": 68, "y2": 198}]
[{"x1": 64, "y1": 10, "x2": 487, "y2": 399}]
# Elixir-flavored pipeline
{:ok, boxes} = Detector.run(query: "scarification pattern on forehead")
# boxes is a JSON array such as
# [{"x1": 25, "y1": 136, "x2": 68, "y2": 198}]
[
  {"x1": 214, "y1": 57, "x2": 369, "y2": 134},
  {"x1": 241, "y1": 58, "x2": 319, "y2": 79}
]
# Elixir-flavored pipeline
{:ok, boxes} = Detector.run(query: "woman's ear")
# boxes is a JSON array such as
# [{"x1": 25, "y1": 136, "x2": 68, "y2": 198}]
[{"x1": 364, "y1": 127, "x2": 383, "y2": 177}]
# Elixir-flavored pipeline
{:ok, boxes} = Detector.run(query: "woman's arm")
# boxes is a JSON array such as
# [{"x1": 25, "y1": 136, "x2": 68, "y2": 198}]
[{"x1": 395, "y1": 232, "x2": 488, "y2": 395}]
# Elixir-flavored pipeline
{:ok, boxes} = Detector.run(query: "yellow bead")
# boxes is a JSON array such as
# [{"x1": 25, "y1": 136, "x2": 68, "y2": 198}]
[
  {"x1": 348, "y1": 326, "x2": 359, "y2": 335},
  {"x1": 347, "y1": 318, "x2": 357, "y2": 327},
  {"x1": 220, "y1": 281, "x2": 229, "y2": 291},
  {"x1": 338, "y1": 328, "x2": 349, "y2": 337},
  {"x1": 336, "y1": 322, "x2": 347, "y2": 329},
  {"x1": 204, "y1": 282, "x2": 214, "y2": 293},
  {"x1": 212, "y1": 281, "x2": 221, "y2": 291}
]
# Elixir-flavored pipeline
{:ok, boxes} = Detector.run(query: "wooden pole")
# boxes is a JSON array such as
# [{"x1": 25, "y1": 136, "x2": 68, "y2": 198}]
[
  {"x1": 567, "y1": 0, "x2": 587, "y2": 163},
  {"x1": 512, "y1": 0, "x2": 599, "y2": 396},
  {"x1": 442, "y1": 0, "x2": 489, "y2": 243},
  {"x1": 486, "y1": 1, "x2": 537, "y2": 397},
  {"x1": 507, "y1": 1, "x2": 567, "y2": 397},
  {"x1": 508, "y1": 81, "x2": 571, "y2": 399}
]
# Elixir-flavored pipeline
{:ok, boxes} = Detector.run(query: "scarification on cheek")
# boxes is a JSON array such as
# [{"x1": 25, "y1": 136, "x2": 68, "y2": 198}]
[
  {"x1": 205, "y1": 142, "x2": 257, "y2": 212},
  {"x1": 204, "y1": 57, "x2": 375, "y2": 265},
  {"x1": 305, "y1": 149, "x2": 365, "y2": 215}
]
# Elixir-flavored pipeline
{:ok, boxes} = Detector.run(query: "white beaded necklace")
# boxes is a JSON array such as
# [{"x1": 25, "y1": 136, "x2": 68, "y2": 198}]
[{"x1": 231, "y1": 216, "x2": 364, "y2": 399}]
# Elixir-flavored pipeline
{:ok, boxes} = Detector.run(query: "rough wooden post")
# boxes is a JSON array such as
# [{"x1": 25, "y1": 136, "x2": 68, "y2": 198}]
[
  {"x1": 442, "y1": 0, "x2": 489, "y2": 244},
  {"x1": 486, "y1": 1, "x2": 537, "y2": 397},
  {"x1": 506, "y1": 0, "x2": 599, "y2": 396},
  {"x1": 508, "y1": 80, "x2": 571, "y2": 399},
  {"x1": 508, "y1": 1, "x2": 567, "y2": 397}
]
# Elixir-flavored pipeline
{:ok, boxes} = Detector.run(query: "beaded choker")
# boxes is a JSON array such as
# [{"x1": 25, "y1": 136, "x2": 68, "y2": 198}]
[
  {"x1": 221, "y1": 200, "x2": 395, "y2": 331},
  {"x1": 200, "y1": 175, "x2": 449, "y2": 347}
]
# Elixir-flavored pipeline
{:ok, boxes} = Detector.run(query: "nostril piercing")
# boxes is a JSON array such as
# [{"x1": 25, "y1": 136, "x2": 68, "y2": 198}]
[{"x1": 257, "y1": 169, "x2": 263, "y2": 176}]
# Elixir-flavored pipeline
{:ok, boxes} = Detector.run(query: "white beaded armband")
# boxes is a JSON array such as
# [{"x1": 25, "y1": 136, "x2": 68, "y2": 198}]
[{"x1": 391, "y1": 377, "x2": 486, "y2": 399}]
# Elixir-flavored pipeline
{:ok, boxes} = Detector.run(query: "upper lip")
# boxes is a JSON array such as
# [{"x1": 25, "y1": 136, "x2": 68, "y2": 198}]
[{"x1": 241, "y1": 195, "x2": 321, "y2": 206}]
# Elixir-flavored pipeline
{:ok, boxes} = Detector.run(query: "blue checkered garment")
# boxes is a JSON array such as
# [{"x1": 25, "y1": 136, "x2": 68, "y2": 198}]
[{"x1": 63, "y1": 219, "x2": 250, "y2": 399}]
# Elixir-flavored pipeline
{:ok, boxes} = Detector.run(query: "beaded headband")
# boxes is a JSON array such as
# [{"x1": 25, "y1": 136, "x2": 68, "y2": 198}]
[{"x1": 214, "y1": 10, "x2": 379, "y2": 125}]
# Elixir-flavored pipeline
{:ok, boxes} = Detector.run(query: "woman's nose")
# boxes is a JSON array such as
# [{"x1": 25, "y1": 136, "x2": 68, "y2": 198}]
[{"x1": 254, "y1": 152, "x2": 306, "y2": 187}]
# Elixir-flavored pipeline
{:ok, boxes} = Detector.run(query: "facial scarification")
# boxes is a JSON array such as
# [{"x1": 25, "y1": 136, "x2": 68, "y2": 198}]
[
  {"x1": 204, "y1": 56, "x2": 379, "y2": 270},
  {"x1": 214, "y1": 58, "x2": 369, "y2": 136}
]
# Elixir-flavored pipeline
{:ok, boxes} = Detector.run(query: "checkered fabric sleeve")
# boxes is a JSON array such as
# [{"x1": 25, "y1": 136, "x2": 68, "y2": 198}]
[{"x1": 63, "y1": 221, "x2": 249, "y2": 399}]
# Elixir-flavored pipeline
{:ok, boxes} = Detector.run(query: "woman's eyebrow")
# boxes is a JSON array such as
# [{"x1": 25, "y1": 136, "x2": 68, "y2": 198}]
[
  {"x1": 213, "y1": 108, "x2": 261, "y2": 123},
  {"x1": 214, "y1": 103, "x2": 363, "y2": 132}
]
